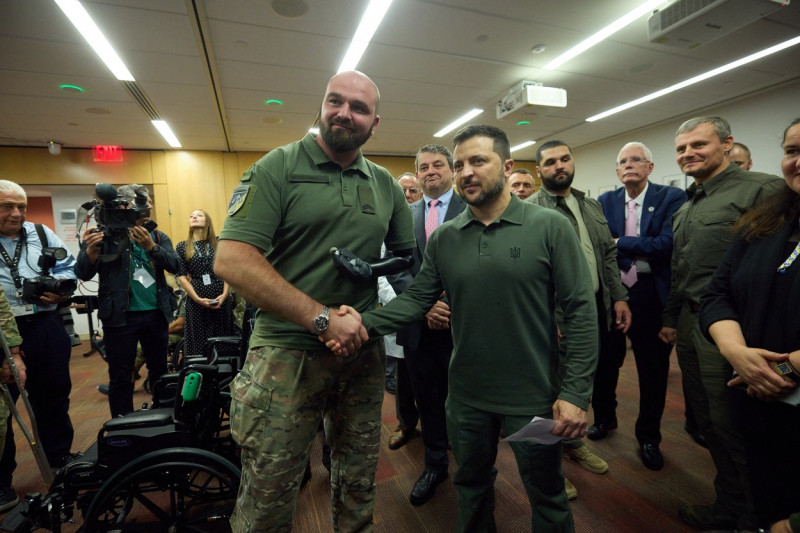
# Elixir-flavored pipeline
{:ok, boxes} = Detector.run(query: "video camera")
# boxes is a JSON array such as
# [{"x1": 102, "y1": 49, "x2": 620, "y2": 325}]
[
  {"x1": 21, "y1": 247, "x2": 77, "y2": 303},
  {"x1": 80, "y1": 183, "x2": 157, "y2": 261},
  {"x1": 93, "y1": 183, "x2": 153, "y2": 233}
]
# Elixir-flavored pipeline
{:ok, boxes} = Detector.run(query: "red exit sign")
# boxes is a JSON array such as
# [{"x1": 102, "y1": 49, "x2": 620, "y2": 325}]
[{"x1": 92, "y1": 145, "x2": 124, "y2": 162}]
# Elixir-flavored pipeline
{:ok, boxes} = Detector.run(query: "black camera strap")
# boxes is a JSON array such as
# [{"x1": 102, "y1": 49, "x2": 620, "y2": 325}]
[
  {"x1": 34, "y1": 224, "x2": 49, "y2": 276},
  {"x1": 0, "y1": 233, "x2": 27, "y2": 300},
  {"x1": 0, "y1": 225, "x2": 52, "y2": 299}
]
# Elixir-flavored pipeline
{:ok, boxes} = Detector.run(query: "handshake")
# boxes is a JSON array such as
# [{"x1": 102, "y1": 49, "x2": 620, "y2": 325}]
[
  {"x1": 319, "y1": 305, "x2": 368, "y2": 356},
  {"x1": 319, "y1": 299, "x2": 453, "y2": 356}
]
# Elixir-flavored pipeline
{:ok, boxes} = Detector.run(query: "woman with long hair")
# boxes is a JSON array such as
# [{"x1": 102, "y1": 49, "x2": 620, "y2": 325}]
[
  {"x1": 176, "y1": 209, "x2": 235, "y2": 357},
  {"x1": 700, "y1": 118, "x2": 800, "y2": 533}
]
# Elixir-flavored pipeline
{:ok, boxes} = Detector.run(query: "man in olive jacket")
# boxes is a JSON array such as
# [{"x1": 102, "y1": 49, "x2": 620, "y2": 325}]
[{"x1": 527, "y1": 140, "x2": 631, "y2": 443}]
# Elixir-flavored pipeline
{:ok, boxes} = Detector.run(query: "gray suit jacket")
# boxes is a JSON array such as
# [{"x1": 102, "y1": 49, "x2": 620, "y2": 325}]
[{"x1": 388, "y1": 192, "x2": 467, "y2": 349}]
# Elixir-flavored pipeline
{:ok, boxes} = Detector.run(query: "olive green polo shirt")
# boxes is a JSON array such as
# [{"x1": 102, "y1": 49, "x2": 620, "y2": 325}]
[
  {"x1": 662, "y1": 163, "x2": 783, "y2": 327},
  {"x1": 362, "y1": 196, "x2": 598, "y2": 415},
  {"x1": 219, "y1": 133, "x2": 415, "y2": 350}
]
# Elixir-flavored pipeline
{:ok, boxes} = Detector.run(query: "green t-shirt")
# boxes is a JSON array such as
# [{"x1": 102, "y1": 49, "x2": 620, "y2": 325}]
[
  {"x1": 363, "y1": 196, "x2": 599, "y2": 415},
  {"x1": 219, "y1": 133, "x2": 415, "y2": 350},
  {"x1": 128, "y1": 242, "x2": 158, "y2": 311}
]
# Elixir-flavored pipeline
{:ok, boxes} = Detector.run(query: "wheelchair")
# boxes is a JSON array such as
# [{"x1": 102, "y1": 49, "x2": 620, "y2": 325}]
[{"x1": 1, "y1": 340, "x2": 243, "y2": 533}]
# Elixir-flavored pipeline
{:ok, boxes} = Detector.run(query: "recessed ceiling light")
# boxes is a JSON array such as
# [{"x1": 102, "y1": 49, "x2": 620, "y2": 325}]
[
  {"x1": 337, "y1": 0, "x2": 394, "y2": 73},
  {"x1": 544, "y1": 0, "x2": 667, "y2": 70},
  {"x1": 151, "y1": 120, "x2": 181, "y2": 148},
  {"x1": 531, "y1": 44, "x2": 546, "y2": 54},
  {"x1": 587, "y1": 34, "x2": 800, "y2": 122},
  {"x1": 510, "y1": 140, "x2": 536, "y2": 153},
  {"x1": 54, "y1": 0, "x2": 135, "y2": 81},
  {"x1": 434, "y1": 109, "x2": 484, "y2": 138},
  {"x1": 59, "y1": 84, "x2": 85, "y2": 92}
]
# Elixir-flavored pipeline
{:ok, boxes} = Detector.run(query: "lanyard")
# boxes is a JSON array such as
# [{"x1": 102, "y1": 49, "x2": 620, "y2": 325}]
[{"x1": 0, "y1": 238, "x2": 26, "y2": 298}]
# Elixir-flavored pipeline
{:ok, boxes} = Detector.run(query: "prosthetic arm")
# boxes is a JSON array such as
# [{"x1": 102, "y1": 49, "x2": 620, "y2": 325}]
[{"x1": 330, "y1": 247, "x2": 414, "y2": 282}]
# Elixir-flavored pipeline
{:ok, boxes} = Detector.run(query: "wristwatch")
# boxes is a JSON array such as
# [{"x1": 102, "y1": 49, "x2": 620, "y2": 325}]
[
  {"x1": 149, "y1": 244, "x2": 161, "y2": 254},
  {"x1": 774, "y1": 359, "x2": 800, "y2": 382},
  {"x1": 313, "y1": 306, "x2": 330, "y2": 334}
]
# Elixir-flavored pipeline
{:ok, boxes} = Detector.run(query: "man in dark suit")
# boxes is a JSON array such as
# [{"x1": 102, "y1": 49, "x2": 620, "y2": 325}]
[
  {"x1": 388, "y1": 144, "x2": 466, "y2": 506},
  {"x1": 597, "y1": 142, "x2": 687, "y2": 470}
]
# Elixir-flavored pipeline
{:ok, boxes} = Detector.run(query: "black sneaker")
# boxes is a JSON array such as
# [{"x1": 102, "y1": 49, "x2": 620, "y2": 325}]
[
  {"x1": 97, "y1": 383, "x2": 110, "y2": 395},
  {"x1": 0, "y1": 486, "x2": 19, "y2": 513}
]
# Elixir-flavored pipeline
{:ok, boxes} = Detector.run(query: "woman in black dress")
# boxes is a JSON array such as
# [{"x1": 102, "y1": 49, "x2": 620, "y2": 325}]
[{"x1": 176, "y1": 209, "x2": 235, "y2": 357}]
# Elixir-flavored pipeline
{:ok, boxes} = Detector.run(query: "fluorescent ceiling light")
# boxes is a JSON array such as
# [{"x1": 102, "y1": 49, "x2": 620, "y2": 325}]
[
  {"x1": 54, "y1": 0, "x2": 135, "y2": 81},
  {"x1": 337, "y1": 0, "x2": 394, "y2": 73},
  {"x1": 433, "y1": 109, "x2": 484, "y2": 138},
  {"x1": 587, "y1": 34, "x2": 800, "y2": 122},
  {"x1": 543, "y1": 0, "x2": 666, "y2": 70},
  {"x1": 151, "y1": 120, "x2": 182, "y2": 148},
  {"x1": 309, "y1": 127, "x2": 320, "y2": 135},
  {"x1": 510, "y1": 140, "x2": 536, "y2": 153}
]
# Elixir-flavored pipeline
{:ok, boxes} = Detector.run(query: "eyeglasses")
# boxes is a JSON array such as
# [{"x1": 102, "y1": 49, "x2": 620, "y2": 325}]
[{"x1": 617, "y1": 156, "x2": 650, "y2": 166}]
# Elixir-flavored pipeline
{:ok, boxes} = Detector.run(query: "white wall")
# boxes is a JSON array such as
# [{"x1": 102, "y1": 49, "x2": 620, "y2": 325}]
[
  {"x1": 571, "y1": 79, "x2": 799, "y2": 196},
  {"x1": 45, "y1": 186, "x2": 98, "y2": 338}
]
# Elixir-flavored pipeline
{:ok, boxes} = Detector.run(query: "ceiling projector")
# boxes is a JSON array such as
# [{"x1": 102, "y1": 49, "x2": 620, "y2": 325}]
[{"x1": 496, "y1": 83, "x2": 567, "y2": 120}]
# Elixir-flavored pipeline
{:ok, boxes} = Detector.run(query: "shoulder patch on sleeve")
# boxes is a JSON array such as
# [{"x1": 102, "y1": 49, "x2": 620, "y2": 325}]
[{"x1": 228, "y1": 185, "x2": 256, "y2": 217}]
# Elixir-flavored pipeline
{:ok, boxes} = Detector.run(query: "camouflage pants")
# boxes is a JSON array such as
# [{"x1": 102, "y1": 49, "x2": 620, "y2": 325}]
[{"x1": 229, "y1": 339, "x2": 385, "y2": 533}]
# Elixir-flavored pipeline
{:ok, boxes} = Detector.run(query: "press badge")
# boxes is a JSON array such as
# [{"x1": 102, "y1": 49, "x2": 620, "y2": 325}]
[
  {"x1": 133, "y1": 267, "x2": 156, "y2": 288},
  {"x1": 11, "y1": 304, "x2": 35, "y2": 317},
  {"x1": 202, "y1": 273, "x2": 212, "y2": 285}
]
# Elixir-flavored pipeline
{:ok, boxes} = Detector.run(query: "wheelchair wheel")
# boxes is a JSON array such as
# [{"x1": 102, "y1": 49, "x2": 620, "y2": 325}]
[
  {"x1": 83, "y1": 447, "x2": 240, "y2": 532},
  {"x1": 168, "y1": 338, "x2": 185, "y2": 372}
]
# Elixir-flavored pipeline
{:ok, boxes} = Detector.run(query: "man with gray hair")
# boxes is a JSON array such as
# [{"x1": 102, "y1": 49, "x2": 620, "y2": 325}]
[
  {"x1": 658, "y1": 116, "x2": 782, "y2": 530},
  {"x1": 0, "y1": 179, "x2": 77, "y2": 512},
  {"x1": 597, "y1": 142, "x2": 686, "y2": 471},
  {"x1": 76, "y1": 184, "x2": 181, "y2": 418}
]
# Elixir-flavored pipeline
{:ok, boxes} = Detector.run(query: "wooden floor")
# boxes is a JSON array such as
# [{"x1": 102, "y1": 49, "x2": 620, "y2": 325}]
[{"x1": 8, "y1": 342, "x2": 714, "y2": 532}]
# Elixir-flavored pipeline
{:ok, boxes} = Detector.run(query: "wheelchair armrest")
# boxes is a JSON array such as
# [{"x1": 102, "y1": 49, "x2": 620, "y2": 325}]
[{"x1": 102, "y1": 410, "x2": 174, "y2": 432}]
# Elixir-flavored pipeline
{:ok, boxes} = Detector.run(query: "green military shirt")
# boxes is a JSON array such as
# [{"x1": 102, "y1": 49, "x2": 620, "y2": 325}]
[
  {"x1": 362, "y1": 196, "x2": 598, "y2": 415},
  {"x1": 219, "y1": 133, "x2": 415, "y2": 350},
  {"x1": 662, "y1": 163, "x2": 783, "y2": 327},
  {"x1": 0, "y1": 285, "x2": 21, "y2": 348},
  {"x1": 527, "y1": 187, "x2": 628, "y2": 328}
]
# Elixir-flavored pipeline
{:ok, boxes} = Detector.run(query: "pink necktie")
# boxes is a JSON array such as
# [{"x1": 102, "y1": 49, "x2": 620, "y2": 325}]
[
  {"x1": 425, "y1": 199, "x2": 440, "y2": 241},
  {"x1": 620, "y1": 200, "x2": 638, "y2": 288}
]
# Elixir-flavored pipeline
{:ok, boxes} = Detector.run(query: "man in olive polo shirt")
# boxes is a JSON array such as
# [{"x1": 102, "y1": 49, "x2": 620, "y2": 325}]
[
  {"x1": 339, "y1": 125, "x2": 598, "y2": 532},
  {"x1": 657, "y1": 116, "x2": 782, "y2": 531},
  {"x1": 215, "y1": 70, "x2": 415, "y2": 532}
]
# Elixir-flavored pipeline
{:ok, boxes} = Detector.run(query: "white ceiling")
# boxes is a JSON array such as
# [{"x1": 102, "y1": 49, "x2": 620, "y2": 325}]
[{"x1": 2, "y1": 0, "x2": 799, "y2": 158}]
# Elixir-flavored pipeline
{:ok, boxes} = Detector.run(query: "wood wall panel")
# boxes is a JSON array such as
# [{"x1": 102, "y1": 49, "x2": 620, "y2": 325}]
[
  {"x1": 0, "y1": 147, "x2": 156, "y2": 185},
  {"x1": 163, "y1": 151, "x2": 230, "y2": 242}
]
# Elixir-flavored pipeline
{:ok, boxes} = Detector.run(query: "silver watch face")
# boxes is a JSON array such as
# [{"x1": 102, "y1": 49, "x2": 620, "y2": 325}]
[{"x1": 314, "y1": 314, "x2": 329, "y2": 333}]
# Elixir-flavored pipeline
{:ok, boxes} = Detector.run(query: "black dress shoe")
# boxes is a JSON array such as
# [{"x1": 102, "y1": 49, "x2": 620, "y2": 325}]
[
  {"x1": 409, "y1": 470, "x2": 448, "y2": 506},
  {"x1": 585, "y1": 420, "x2": 617, "y2": 441},
  {"x1": 639, "y1": 443, "x2": 664, "y2": 471}
]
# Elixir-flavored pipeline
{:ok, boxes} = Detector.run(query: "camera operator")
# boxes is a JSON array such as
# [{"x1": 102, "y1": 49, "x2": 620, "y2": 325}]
[
  {"x1": 76, "y1": 184, "x2": 181, "y2": 417},
  {"x1": 0, "y1": 179, "x2": 76, "y2": 512}
]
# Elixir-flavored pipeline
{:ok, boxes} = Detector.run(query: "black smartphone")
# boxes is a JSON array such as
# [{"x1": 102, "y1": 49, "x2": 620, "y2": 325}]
[{"x1": 143, "y1": 219, "x2": 158, "y2": 232}]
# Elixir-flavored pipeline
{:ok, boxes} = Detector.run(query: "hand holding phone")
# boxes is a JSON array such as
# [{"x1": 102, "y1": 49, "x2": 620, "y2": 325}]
[{"x1": 209, "y1": 300, "x2": 220, "y2": 306}]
